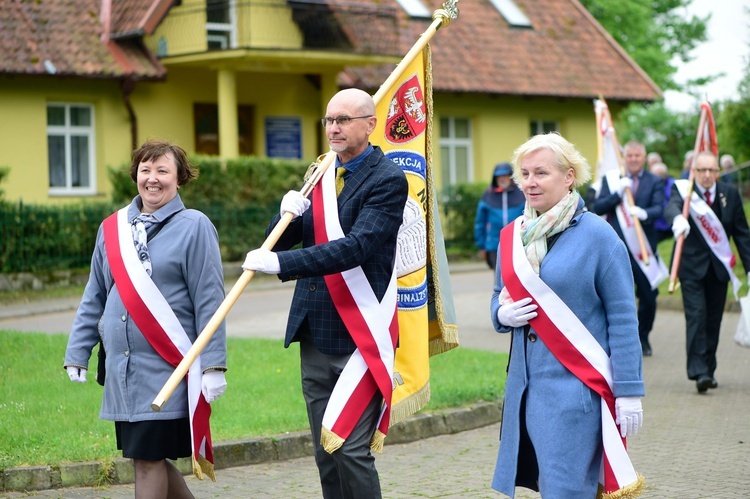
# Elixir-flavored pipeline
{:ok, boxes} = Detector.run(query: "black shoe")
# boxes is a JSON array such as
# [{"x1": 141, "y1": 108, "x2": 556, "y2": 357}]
[
  {"x1": 641, "y1": 343, "x2": 652, "y2": 357},
  {"x1": 696, "y1": 375, "x2": 712, "y2": 393},
  {"x1": 708, "y1": 377, "x2": 718, "y2": 389}
]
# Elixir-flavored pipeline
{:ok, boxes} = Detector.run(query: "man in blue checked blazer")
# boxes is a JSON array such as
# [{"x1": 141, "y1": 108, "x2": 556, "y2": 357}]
[
  {"x1": 243, "y1": 88, "x2": 408, "y2": 499},
  {"x1": 594, "y1": 140, "x2": 664, "y2": 357}
]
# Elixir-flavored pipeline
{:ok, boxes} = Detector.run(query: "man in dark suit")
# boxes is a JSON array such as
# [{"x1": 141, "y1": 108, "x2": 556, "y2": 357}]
[
  {"x1": 243, "y1": 88, "x2": 408, "y2": 498},
  {"x1": 665, "y1": 151, "x2": 750, "y2": 393},
  {"x1": 594, "y1": 140, "x2": 665, "y2": 356}
]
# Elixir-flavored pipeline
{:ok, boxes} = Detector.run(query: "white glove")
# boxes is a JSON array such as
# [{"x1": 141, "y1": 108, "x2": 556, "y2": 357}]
[
  {"x1": 671, "y1": 214, "x2": 691, "y2": 238},
  {"x1": 280, "y1": 190, "x2": 311, "y2": 219},
  {"x1": 66, "y1": 366, "x2": 87, "y2": 383},
  {"x1": 496, "y1": 297, "x2": 538, "y2": 328},
  {"x1": 615, "y1": 396, "x2": 643, "y2": 438},
  {"x1": 617, "y1": 177, "x2": 633, "y2": 196},
  {"x1": 201, "y1": 371, "x2": 227, "y2": 403},
  {"x1": 242, "y1": 248, "x2": 281, "y2": 274},
  {"x1": 628, "y1": 205, "x2": 648, "y2": 221}
]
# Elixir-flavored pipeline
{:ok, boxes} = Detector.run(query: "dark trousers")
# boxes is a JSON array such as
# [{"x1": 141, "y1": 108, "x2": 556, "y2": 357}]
[
  {"x1": 486, "y1": 250, "x2": 498, "y2": 271},
  {"x1": 632, "y1": 261, "x2": 658, "y2": 345},
  {"x1": 299, "y1": 333, "x2": 383, "y2": 499},
  {"x1": 680, "y1": 269, "x2": 728, "y2": 380}
]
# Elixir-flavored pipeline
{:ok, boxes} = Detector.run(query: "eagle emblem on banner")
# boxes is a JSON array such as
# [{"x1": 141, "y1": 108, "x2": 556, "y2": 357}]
[{"x1": 385, "y1": 75, "x2": 427, "y2": 144}]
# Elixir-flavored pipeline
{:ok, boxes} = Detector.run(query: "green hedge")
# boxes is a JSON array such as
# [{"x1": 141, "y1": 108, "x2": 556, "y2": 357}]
[
  {"x1": 108, "y1": 155, "x2": 312, "y2": 262},
  {"x1": 1, "y1": 156, "x2": 482, "y2": 273}
]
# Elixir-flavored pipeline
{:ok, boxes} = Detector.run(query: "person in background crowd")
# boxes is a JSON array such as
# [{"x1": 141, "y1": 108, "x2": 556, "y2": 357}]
[
  {"x1": 242, "y1": 88, "x2": 408, "y2": 499},
  {"x1": 490, "y1": 133, "x2": 644, "y2": 498},
  {"x1": 593, "y1": 140, "x2": 665, "y2": 357},
  {"x1": 64, "y1": 139, "x2": 228, "y2": 498},
  {"x1": 474, "y1": 162, "x2": 526, "y2": 269},
  {"x1": 650, "y1": 161, "x2": 675, "y2": 243},
  {"x1": 647, "y1": 151, "x2": 662, "y2": 169},
  {"x1": 720, "y1": 153, "x2": 738, "y2": 185},
  {"x1": 666, "y1": 151, "x2": 750, "y2": 393}
]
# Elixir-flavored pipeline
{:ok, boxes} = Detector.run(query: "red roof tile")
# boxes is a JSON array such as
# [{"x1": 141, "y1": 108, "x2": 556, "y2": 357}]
[
  {"x1": 0, "y1": 0, "x2": 165, "y2": 79},
  {"x1": 344, "y1": 0, "x2": 661, "y2": 101},
  {"x1": 110, "y1": 0, "x2": 174, "y2": 37}
]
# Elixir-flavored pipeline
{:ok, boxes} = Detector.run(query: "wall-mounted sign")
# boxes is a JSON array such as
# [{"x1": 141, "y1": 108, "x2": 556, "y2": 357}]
[{"x1": 265, "y1": 117, "x2": 302, "y2": 159}]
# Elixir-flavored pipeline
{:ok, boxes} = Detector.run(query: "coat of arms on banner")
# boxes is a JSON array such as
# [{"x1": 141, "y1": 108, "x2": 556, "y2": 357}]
[{"x1": 385, "y1": 75, "x2": 427, "y2": 144}]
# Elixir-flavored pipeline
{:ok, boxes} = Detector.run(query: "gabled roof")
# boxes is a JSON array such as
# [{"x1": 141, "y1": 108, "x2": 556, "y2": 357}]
[
  {"x1": 110, "y1": 0, "x2": 174, "y2": 38},
  {"x1": 343, "y1": 0, "x2": 662, "y2": 102},
  {"x1": 0, "y1": 0, "x2": 165, "y2": 79}
]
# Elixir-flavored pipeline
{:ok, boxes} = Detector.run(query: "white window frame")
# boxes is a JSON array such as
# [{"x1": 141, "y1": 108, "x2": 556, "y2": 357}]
[
  {"x1": 440, "y1": 116, "x2": 474, "y2": 186},
  {"x1": 395, "y1": 0, "x2": 432, "y2": 19},
  {"x1": 206, "y1": 0, "x2": 238, "y2": 49},
  {"x1": 47, "y1": 102, "x2": 96, "y2": 196},
  {"x1": 488, "y1": 0, "x2": 532, "y2": 28},
  {"x1": 530, "y1": 119, "x2": 560, "y2": 136}
]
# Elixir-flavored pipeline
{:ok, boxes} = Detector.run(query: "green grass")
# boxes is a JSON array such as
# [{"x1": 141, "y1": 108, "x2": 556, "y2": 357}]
[
  {"x1": 0, "y1": 331, "x2": 506, "y2": 470},
  {"x1": 0, "y1": 284, "x2": 85, "y2": 306}
]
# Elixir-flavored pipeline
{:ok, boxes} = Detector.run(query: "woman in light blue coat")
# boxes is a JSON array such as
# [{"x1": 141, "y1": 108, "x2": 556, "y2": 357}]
[
  {"x1": 64, "y1": 140, "x2": 227, "y2": 498},
  {"x1": 490, "y1": 133, "x2": 645, "y2": 498}
]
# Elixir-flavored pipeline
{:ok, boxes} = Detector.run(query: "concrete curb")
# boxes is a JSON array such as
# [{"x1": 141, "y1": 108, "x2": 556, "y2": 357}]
[{"x1": 1, "y1": 401, "x2": 503, "y2": 493}]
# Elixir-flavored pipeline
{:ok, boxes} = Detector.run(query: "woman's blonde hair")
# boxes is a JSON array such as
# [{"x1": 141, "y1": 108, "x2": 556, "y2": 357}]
[{"x1": 511, "y1": 132, "x2": 591, "y2": 188}]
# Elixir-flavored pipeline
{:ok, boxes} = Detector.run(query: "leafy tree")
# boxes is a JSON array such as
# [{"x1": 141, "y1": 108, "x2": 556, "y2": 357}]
[
  {"x1": 716, "y1": 52, "x2": 750, "y2": 164},
  {"x1": 579, "y1": 0, "x2": 709, "y2": 92},
  {"x1": 616, "y1": 101, "x2": 699, "y2": 173}
]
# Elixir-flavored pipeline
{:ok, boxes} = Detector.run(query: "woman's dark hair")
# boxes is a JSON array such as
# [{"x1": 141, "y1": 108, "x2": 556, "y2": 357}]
[{"x1": 129, "y1": 139, "x2": 197, "y2": 186}]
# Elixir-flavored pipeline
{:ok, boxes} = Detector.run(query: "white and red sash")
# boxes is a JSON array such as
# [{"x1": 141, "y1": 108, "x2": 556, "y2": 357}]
[
  {"x1": 103, "y1": 208, "x2": 215, "y2": 481},
  {"x1": 674, "y1": 179, "x2": 741, "y2": 297},
  {"x1": 500, "y1": 220, "x2": 643, "y2": 497},
  {"x1": 312, "y1": 163, "x2": 399, "y2": 454},
  {"x1": 605, "y1": 170, "x2": 668, "y2": 290}
]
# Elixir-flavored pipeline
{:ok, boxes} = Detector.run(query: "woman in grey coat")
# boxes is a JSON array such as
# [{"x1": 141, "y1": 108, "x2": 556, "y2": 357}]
[
  {"x1": 64, "y1": 139, "x2": 227, "y2": 498},
  {"x1": 490, "y1": 133, "x2": 645, "y2": 498}
]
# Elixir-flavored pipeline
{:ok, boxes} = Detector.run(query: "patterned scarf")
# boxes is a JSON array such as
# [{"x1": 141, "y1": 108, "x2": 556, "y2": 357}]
[
  {"x1": 519, "y1": 190, "x2": 580, "y2": 274},
  {"x1": 130, "y1": 213, "x2": 155, "y2": 276},
  {"x1": 498, "y1": 190, "x2": 580, "y2": 304}
]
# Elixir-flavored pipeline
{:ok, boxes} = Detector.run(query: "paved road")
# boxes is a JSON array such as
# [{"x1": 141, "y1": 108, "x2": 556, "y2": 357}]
[{"x1": 3, "y1": 266, "x2": 750, "y2": 497}]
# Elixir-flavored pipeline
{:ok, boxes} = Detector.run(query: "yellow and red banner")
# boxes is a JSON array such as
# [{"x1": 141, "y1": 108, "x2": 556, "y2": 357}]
[{"x1": 370, "y1": 45, "x2": 459, "y2": 424}]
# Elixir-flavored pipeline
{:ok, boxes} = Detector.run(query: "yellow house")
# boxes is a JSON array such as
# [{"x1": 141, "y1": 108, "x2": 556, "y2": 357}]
[{"x1": 0, "y1": 0, "x2": 659, "y2": 204}]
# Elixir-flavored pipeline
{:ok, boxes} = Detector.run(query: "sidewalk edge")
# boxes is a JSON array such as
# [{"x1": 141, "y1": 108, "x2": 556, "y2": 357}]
[{"x1": 1, "y1": 401, "x2": 503, "y2": 492}]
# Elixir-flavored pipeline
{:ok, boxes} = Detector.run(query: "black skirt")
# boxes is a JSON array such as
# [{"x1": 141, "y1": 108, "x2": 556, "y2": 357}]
[{"x1": 115, "y1": 418, "x2": 191, "y2": 461}]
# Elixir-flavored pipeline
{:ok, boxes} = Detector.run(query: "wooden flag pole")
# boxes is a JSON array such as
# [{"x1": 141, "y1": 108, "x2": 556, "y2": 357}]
[
  {"x1": 151, "y1": 0, "x2": 460, "y2": 412},
  {"x1": 668, "y1": 105, "x2": 708, "y2": 294},
  {"x1": 600, "y1": 102, "x2": 650, "y2": 265}
]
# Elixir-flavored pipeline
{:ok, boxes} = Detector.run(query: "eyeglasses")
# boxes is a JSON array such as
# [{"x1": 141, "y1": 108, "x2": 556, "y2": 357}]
[
  {"x1": 320, "y1": 115, "x2": 373, "y2": 127},
  {"x1": 695, "y1": 168, "x2": 720, "y2": 174}
]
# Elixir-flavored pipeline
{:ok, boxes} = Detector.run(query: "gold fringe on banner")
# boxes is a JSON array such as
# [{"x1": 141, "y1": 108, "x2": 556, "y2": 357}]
[
  {"x1": 424, "y1": 45, "x2": 459, "y2": 356},
  {"x1": 370, "y1": 429, "x2": 386, "y2": 453},
  {"x1": 598, "y1": 474, "x2": 645, "y2": 499},
  {"x1": 192, "y1": 453, "x2": 216, "y2": 481},
  {"x1": 390, "y1": 380, "x2": 431, "y2": 425},
  {"x1": 321, "y1": 427, "x2": 345, "y2": 454}
]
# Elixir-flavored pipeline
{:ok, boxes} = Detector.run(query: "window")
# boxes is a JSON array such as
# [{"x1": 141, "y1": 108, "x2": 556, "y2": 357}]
[
  {"x1": 47, "y1": 103, "x2": 95, "y2": 195},
  {"x1": 194, "y1": 103, "x2": 255, "y2": 156},
  {"x1": 206, "y1": 0, "x2": 237, "y2": 50},
  {"x1": 529, "y1": 120, "x2": 559, "y2": 136},
  {"x1": 395, "y1": 0, "x2": 432, "y2": 19},
  {"x1": 488, "y1": 0, "x2": 532, "y2": 28},
  {"x1": 439, "y1": 117, "x2": 473, "y2": 188}
]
